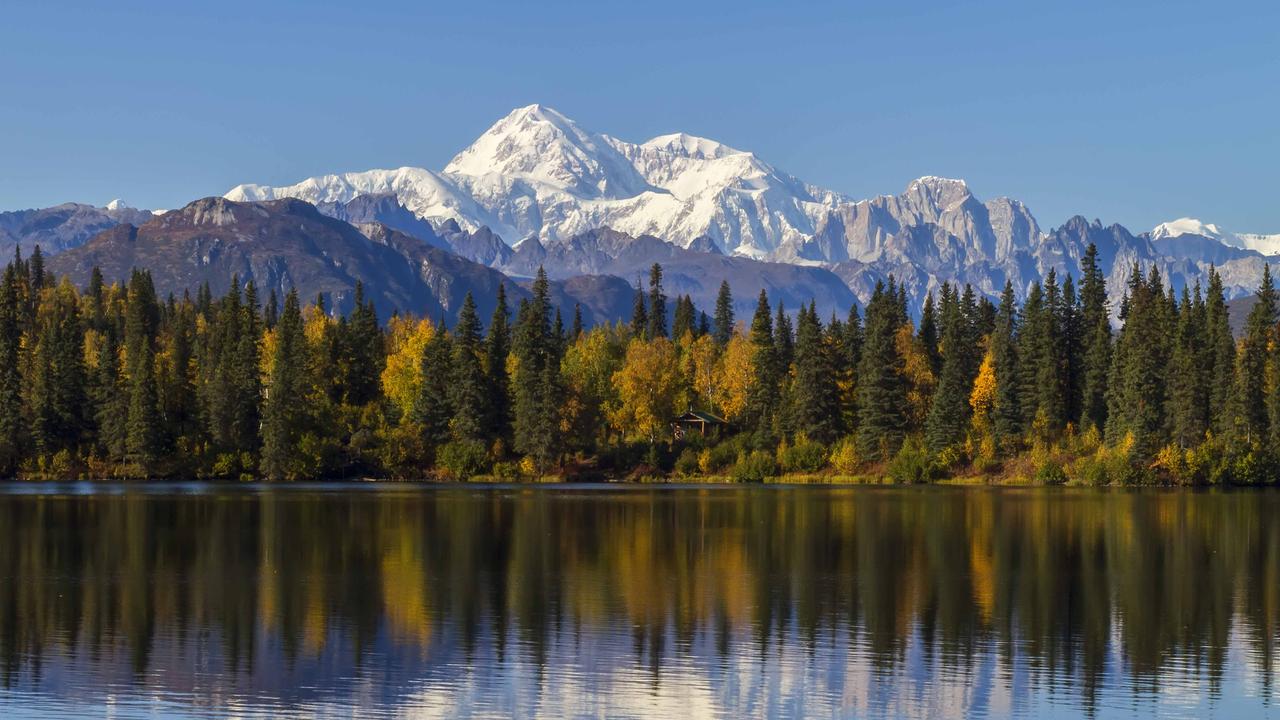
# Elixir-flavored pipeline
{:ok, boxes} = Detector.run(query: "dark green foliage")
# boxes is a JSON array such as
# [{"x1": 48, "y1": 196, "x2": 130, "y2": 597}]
[
  {"x1": 744, "y1": 290, "x2": 779, "y2": 446},
  {"x1": 774, "y1": 303, "x2": 794, "y2": 371},
  {"x1": 485, "y1": 283, "x2": 513, "y2": 446},
  {"x1": 1237, "y1": 264, "x2": 1277, "y2": 442},
  {"x1": 857, "y1": 279, "x2": 908, "y2": 460},
  {"x1": 512, "y1": 268, "x2": 563, "y2": 468},
  {"x1": 414, "y1": 323, "x2": 454, "y2": 450},
  {"x1": 449, "y1": 292, "x2": 488, "y2": 443},
  {"x1": 0, "y1": 266, "x2": 23, "y2": 474},
  {"x1": 261, "y1": 290, "x2": 307, "y2": 480},
  {"x1": 992, "y1": 281, "x2": 1022, "y2": 451},
  {"x1": 713, "y1": 280, "x2": 733, "y2": 345},
  {"x1": 791, "y1": 303, "x2": 842, "y2": 444},
  {"x1": 925, "y1": 284, "x2": 974, "y2": 452},
  {"x1": 918, "y1": 292, "x2": 941, "y2": 378},
  {"x1": 672, "y1": 295, "x2": 695, "y2": 339},
  {"x1": 629, "y1": 279, "x2": 648, "y2": 339},
  {"x1": 647, "y1": 263, "x2": 667, "y2": 339},
  {"x1": 1106, "y1": 266, "x2": 1172, "y2": 457}
]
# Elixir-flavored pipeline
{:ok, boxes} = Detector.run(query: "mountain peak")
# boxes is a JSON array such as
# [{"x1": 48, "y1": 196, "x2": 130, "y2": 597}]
[
  {"x1": 641, "y1": 132, "x2": 741, "y2": 159},
  {"x1": 105, "y1": 198, "x2": 131, "y2": 211},
  {"x1": 444, "y1": 104, "x2": 651, "y2": 199},
  {"x1": 907, "y1": 176, "x2": 968, "y2": 193}
]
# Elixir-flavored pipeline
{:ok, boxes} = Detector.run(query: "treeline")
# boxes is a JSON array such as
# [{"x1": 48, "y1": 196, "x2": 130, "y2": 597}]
[{"x1": 0, "y1": 245, "x2": 1278, "y2": 483}]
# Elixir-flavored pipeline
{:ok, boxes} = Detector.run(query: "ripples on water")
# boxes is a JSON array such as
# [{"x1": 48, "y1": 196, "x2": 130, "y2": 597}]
[{"x1": 0, "y1": 484, "x2": 1277, "y2": 718}]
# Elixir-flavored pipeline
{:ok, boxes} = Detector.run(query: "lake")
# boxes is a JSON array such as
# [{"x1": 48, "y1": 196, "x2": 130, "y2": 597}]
[{"x1": 0, "y1": 483, "x2": 1277, "y2": 718}]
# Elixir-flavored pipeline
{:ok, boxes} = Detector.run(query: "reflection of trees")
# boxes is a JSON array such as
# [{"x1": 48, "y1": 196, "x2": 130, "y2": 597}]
[{"x1": 1, "y1": 487, "x2": 1279, "y2": 709}]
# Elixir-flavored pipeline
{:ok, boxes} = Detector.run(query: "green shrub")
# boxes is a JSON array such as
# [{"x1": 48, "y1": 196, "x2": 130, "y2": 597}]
[
  {"x1": 778, "y1": 434, "x2": 828, "y2": 473},
  {"x1": 1034, "y1": 459, "x2": 1068, "y2": 485},
  {"x1": 492, "y1": 460, "x2": 523, "y2": 481},
  {"x1": 675, "y1": 447, "x2": 702, "y2": 476},
  {"x1": 730, "y1": 450, "x2": 777, "y2": 482},
  {"x1": 699, "y1": 436, "x2": 748, "y2": 474},
  {"x1": 437, "y1": 440, "x2": 491, "y2": 480},
  {"x1": 886, "y1": 436, "x2": 938, "y2": 484}
]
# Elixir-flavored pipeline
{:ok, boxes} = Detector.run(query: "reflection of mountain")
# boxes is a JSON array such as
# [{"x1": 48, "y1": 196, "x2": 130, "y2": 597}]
[{"x1": 0, "y1": 486, "x2": 1276, "y2": 717}]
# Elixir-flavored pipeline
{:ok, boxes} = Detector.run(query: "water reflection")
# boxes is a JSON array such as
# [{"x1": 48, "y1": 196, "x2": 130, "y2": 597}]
[{"x1": 0, "y1": 485, "x2": 1278, "y2": 718}]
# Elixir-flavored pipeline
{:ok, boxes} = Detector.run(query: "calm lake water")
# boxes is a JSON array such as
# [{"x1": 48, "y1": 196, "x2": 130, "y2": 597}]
[{"x1": 0, "y1": 483, "x2": 1278, "y2": 719}]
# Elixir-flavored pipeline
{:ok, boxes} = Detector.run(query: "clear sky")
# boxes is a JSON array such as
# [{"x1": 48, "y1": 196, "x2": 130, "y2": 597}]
[{"x1": 1, "y1": 0, "x2": 1276, "y2": 232}]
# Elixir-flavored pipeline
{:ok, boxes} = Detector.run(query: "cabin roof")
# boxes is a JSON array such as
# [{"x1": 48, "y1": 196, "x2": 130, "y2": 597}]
[{"x1": 675, "y1": 410, "x2": 726, "y2": 424}]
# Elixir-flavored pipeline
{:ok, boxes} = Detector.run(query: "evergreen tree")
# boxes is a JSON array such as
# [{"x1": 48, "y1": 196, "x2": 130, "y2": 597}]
[
  {"x1": 744, "y1": 290, "x2": 779, "y2": 445},
  {"x1": 925, "y1": 285, "x2": 972, "y2": 452},
  {"x1": 918, "y1": 291, "x2": 941, "y2": 378},
  {"x1": 856, "y1": 280, "x2": 908, "y2": 460},
  {"x1": 0, "y1": 266, "x2": 22, "y2": 474},
  {"x1": 124, "y1": 271, "x2": 161, "y2": 472},
  {"x1": 791, "y1": 303, "x2": 842, "y2": 443},
  {"x1": 260, "y1": 290, "x2": 307, "y2": 480},
  {"x1": 340, "y1": 281, "x2": 384, "y2": 405},
  {"x1": 1106, "y1": 266, "x2": 1172, "y2": 457},
  {"x1": 647, "y1": 263, "x2": 667, "y2": 339},
  {"x1": 512, "y1": 268, "x2": 563, "y2": 467},
  {"x1": 672, "y1": 295, "x2": 695, "y2": 339},
  {"x1": 1078, "y1": 245, "x2": 1112, "y2": 433},
  {"x1": 1237, "y1": 264, "x2": 1276, "y2": 442},
  {"x1": 27, "y1": 279, "x2": 87, "y2": 459},
  {"x1": 713, "y1": 280, "x2": 734, "y2": 345},
  {"x1": 449, "y1": 292, "x2": 488, "y2": 443},
  {"x1": 991, "y1": 281, "x2": 1022, "y2": 451},
  {"x1": 571, "y1": 303, "x2": 583, "y2": 340},
  {"x1": 629, "y1": 278, "x2": 648, "y2": 339},
  {"x1": 1169, "y1": 286, "x2": 1208, "y2": 446},
  {"x1": 774, "y1": 302, "x2": 794, "y2": 371},
  {"x1": 1204, "y1": 268, "x2": 1236, "y2": 432},
  {"x1": 414, "y1": 323, "x2": 454, "y2": 449},
  {"x1": 485, "y1": 283, "x2": 513, "y2": 448}
]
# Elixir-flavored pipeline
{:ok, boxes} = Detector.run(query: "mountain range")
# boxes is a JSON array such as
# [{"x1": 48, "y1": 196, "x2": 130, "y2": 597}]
[{"x1": 6, "y1": 104, "x2": 1279, "y2": 323}]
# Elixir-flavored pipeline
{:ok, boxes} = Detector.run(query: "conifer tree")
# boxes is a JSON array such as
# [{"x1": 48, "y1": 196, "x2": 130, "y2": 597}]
[
  {"x1": 925, "y1": 284, "x2": 972, "y2": 452},
  {"x1": 1236, "y1": 264, "x2": 1276, "y2": 442},
  {"x1": 713, "y1": 280, "x2": 734, "y2": 345},
  {"x1": 744, "y1": 289, "x2": 779, "y2": 445},
  {"x1": 449, "y1": 292, "x2": 488, "y2": 443},
  {"x1": 0, "y1": 266, "x2": 22, "y2": 474},
  {"x1": 774, "y1": 302, "x2": 794, "y2": 371},
  {"x1": 571, "y1": 303, "x2": 583, "y2": 340},
  {"x1": 629, "y1": 278, "x2": 648, "y2": 339},
  {"x1": 647, "y1": 263, "x2": 667, "y2": 339},
  {"x1": 124, "y1": 271, "x2": 161, "y2": 472},
  {"x1": 485, "y1": 283, "x2": 513, "y2": 447},
  {"x1": 1106, "y1": 266, "x2": 1172, "y2": 457},
  {"x1": 791, "y1": 303, "x2": 842, "y2": 443},
  {"x1": 918, "y1": 291, "x2": 941, "y2": 378},
  {"x1": 1204, "y1": 268, "x2": 1236, "y2": 433},
  {"x1": 672, "y1": 295, "x2": 695, "y2": 339},
  {"x1": 513, "y1": 268, "x2": 563, "y2": 467},
  {"x1": 856, "y1": 280, "x2": 908, "y2": 460},
  {"x1": 261, "y1": 290, "x2": 307, "y2": 480},
  {"x1": 991, "y1": 281, "x2": 1022, "y2": 451},
  {"x1": 1169, "y1": 286, "x2": 1208, "y2": 446},
  {"x1": 414, "y1": 323, "x2": 454, "y2": 449}
]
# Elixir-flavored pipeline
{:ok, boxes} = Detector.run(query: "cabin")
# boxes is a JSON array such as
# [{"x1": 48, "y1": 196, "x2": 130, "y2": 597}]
[{"x1": 672, "y1": 409, "x2": 727, "y2": 441}]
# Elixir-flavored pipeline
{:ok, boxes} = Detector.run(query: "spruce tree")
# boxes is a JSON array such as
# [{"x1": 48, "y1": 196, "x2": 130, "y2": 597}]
[
  {"x1": 1169, "y1": 286, "x2": 1208, "y2": 446},
  {"x1": 713, "y1": 280, "x2": 734, "y2": 345},
  {"x1": 449, "y1": 292, "x2": 488, "y2": 443},
  {"x1": 485, "y1": 283, "x2": 513, "y2": 448},
  {"x1": 124, "y1": 271, "x2": 161, "y2": 473},
  {"x1": 571, "y1": 303, "x2": 583, "y2": 341},
  {"x1": 791, "y1": 303, "x2": 842, "y2": 443},
  {"x1": 647, "y1": 263, "x2": 667, "y2": 339},
  {"x1": 414, "y1": 323, "x2": 454, "y2": 449},
  {"x1": 991, "y1": 281, "x2": 1022, "y2": 451},
  {"x1": 260, "y1": 290, "x2": 307, "y2": 480},
  {"x1": 512, "y1": 268, "x2": 563, "y2": 467},
  {"x1": 1106, "y1": 266, "x2": 1172, "y2": 457},
  {"x1": 672, "y1": 295, "x2": 695, "y2": 339},
  {"x1": 925, "y1": 285, "x2": 972, "y2": 452},
  {"x1": 1204, "y1": 268, "x2": 1236, "y2": 433},
  {"x1": 774, "y1": 302, "x2": 794, "y2": 371},
  {"x1": 629, "y1": 279, "x2": 648, "y2": 339},
  {"x1": 744, "y1": 289, "x2": 779, "y2": 446},
  {"x1": 0, "y1": 266, "x2": 22, "y2": 474},
  {"x1": 856, "y1": 280, "x2": 908, "y2": 460},
  {"x1": 1237, "y1": 264, "x2": 1276, "y2": 442},
  {"x1": 918, "y1": 291, "x2": 941, "y2": 378}
]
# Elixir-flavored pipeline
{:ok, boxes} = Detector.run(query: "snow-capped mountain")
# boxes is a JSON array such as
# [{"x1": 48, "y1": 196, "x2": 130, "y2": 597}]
[
  {"x1": 1151, "y1": 217, "x2": 1280, "y2": 256},
  {"x1": 227, "y1": 104, "x2": 844, "y2": 257}
]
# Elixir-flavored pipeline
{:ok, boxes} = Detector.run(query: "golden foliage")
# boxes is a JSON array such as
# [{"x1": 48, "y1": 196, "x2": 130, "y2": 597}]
[
  {"x1": 969, "y1": 346, "x2": 997, "y2": 431},
  {"x1": 610, "y1": 337, "x2": 682, "y2": 443},
  {"x1": 896, "y1": 324, "x2": 935, "y2": 429},
  {"x1": 380, "y1": 316, "x2": 435, "y2": 417},
  {"x1": 714, "y1": 332, "x2": 754, "y2": 422}
]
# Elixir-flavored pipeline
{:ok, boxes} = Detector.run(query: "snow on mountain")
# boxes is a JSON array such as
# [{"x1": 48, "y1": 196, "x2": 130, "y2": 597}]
[
  {"x1": 1152, "y1": 217, "x2": 1280, "y2": 256},
  {"x1": 226, "y1": 104, "x2": 845, "y2": 257}
]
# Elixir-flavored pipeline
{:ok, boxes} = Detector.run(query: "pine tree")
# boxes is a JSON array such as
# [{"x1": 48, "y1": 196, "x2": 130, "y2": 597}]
[
  {"x1": 485, "y1": 283, "x2": 513, "y2": 448},
  {"x1": 1204, "y1": 268, "x2": 1236, "y2": 433},
  {"x1": 647, "y1": 263, "x2": 667, "y2": 339},
  {"x1": 791, "y1": 303, "x2": 842, "y2": 443},
  {"x1": 672, "y1": 295, "x2": 695, "y2": 339},
  {"x1": 260, "y1": 290, "x2": 307, "y2": 480},
  {"x1": 571, "y1": 303, "x2": 583, "y2": 340},
  {"x1": 1169, "y1": 286, "x2": 1208, "y2": 446},
  {"x1": 414, "y1": 323, "x2": 454, "y2": 449},
  {"x1": 918, "y1": 291, "x2": 941, "y2": 378},
  {"x1": 340, "y1": 281, "x2": 384, "y2": 406},
  {"x1": 630, "y1": 278, "x2": 648, "y2": 339},
  {"x1": 856, "y1": 280, "x2": 908, "y2": 460},
  {"x1": 28, "y1": 279, "x2": 87, "y2": 459},
  {"x1": 1237, "y1": 264, "x2": 1276, "y2": 442},
  {"x1": 1078, "y1": 245, "x2": 1112, "y2": 433},
  {"x1": 713, "y1": 280, "x2": 734, "y2": 345},
  {"x1": 449, "y1": 292, "x2": 488, "y2": 443},
  {"x1": 124, "y1": 271, "x2": 161, "y2": 472},
  {"x1": 925, "y1": 285, "x2": 972, "y2": 452},
  {"x1": 0, "y1": 265, "x2": 22, "y2": 474},
  {"x1": 512, "y1": 268, "x2": 563, "y2": 467},
  {"x1": 1106, "y1": 266, "x2": 1172, "y2": 457},
  {"x1": 774, "y1": 302, "x2": 794, "y2": 371},
  {"x1": 991, "y1": 281, "x2": 1022, "y2": 451},
  {"x1": 744, "y1": 290, "x2": 779, "y2": 445}
]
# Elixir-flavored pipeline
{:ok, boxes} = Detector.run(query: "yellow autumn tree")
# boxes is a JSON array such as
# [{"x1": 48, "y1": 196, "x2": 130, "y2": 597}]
[
  {"x1": 610, "y1": 337, "x2": 682, "y2": 443},
  {"x1": 714, "y1": 332, "x2": 754, "y2": 422},
  {"x1": 561, "y1": 326, "x2": 625, "y2": 447},
  {"x1": 380, "y1": 316, "x2": 435, "y2": 417},
  {"x1": 686, "y1": 333, "x2": 720, "y2": 413},
  {"x1": 969, "y1": 346, "x2": 997, "y2": 432},
  {"x1": 895, "y1": 324, "x2": 935, "y2": 430}
]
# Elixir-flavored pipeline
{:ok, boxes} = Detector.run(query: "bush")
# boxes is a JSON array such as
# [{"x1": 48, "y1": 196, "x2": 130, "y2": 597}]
[
  {"x1": 492, "y1": 460, "x2": 523, "y2": 481},
  {"x1": 829, "y1": 436, "x2": 860, "y2": 475},
  {"x1": 437, "y1": 440, "x2": 491, "y2": 480},
  {"x1": 886, "y1": 436, "x2": 938, "y2": 484},
  {"x1": 699, "y1": 435, "x2": 749, "y2": 474},
  {"x1": 1034, "y1": 459, "x2": 1068, "y2": 485},
  {"x1": 675, "y1": 447, "x2": 701, "y2": 476},
  {"x1": 778, "y1": 434, "x2": 828, "y2": 473},
  {"x1": 730, "y1": 450, "x2": 777, "y2": 482}
]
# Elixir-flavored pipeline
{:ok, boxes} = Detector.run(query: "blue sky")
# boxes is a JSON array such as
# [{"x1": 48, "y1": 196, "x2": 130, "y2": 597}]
[{"x1": 1, "y1": 0, "x2": 1276, "y2": 232}]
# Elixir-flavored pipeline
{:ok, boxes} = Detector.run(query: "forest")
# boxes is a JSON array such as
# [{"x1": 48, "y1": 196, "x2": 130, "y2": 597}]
[{"x1": 1, "y1": 243, "x2": 1278, "y2": 484}]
